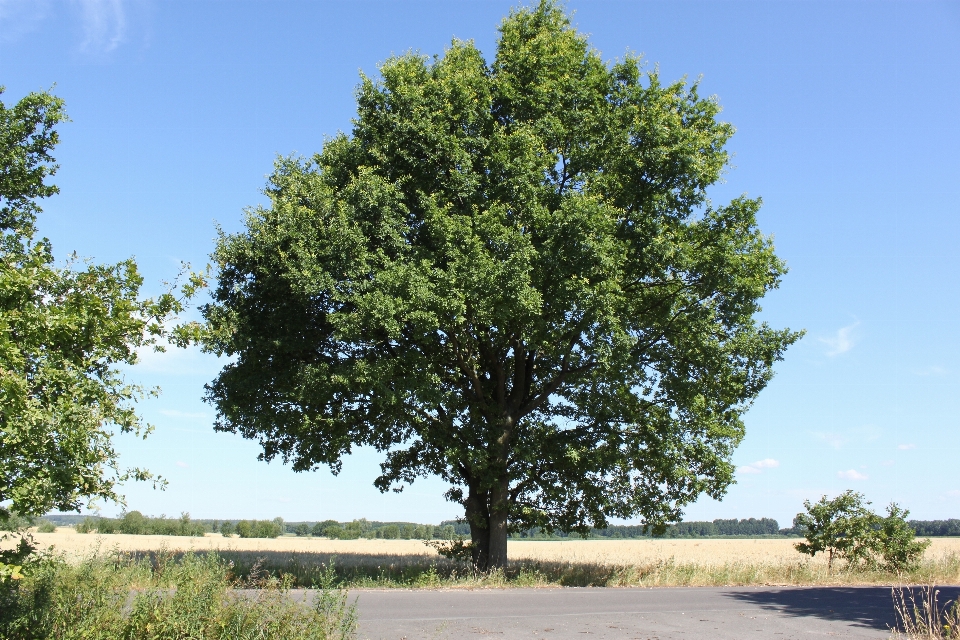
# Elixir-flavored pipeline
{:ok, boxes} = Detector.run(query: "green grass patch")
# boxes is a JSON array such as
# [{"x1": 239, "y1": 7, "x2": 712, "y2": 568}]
[{"x1": 0, "y1": 549, "x2": 357, "y2": 640}]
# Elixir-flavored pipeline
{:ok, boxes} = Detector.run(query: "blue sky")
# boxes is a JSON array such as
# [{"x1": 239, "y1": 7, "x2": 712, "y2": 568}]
[{"x1": 2, "y1": 0, "x2": 958, "y2": 526}]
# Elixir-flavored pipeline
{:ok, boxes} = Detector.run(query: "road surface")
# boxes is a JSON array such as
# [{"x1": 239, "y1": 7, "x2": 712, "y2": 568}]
[{"x1": 350, "y1": 585, "x2": 960, "y2": 639}]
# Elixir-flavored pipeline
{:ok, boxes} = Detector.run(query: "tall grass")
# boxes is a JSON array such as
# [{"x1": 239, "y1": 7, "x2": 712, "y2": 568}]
[
  {"x1": 0, "y1": 550, "x2": 357, "y2": 640},
  {"x1": 891, "y1": 586, "x2": 960, "y2": 639},
  {"x1": 125, "y1": 548, "x2": 960, "y2": 589}
]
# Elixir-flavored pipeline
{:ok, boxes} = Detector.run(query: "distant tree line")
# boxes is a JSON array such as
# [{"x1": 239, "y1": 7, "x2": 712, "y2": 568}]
[
  {"x1": 289, "y1": 519, "x2": 458, "y2": 540},
  {"x1": 501, "y1": 518, "x2": 783, "y2": 539},
  {"x1": 38, "y1": 513, "x2": 960, "y2": 539},
  {"x1": 74, "y1": 512, "x2": 205, "y2": 536},
  {"x1": 450, "y1": 517, "x2": 960, "y2": 539},
  {"x1": 216, "y1": 518, "x2": 285, "y2": 539},
  {"x1": 907, "y1": 519, "x2": 960, "y2": 537}
]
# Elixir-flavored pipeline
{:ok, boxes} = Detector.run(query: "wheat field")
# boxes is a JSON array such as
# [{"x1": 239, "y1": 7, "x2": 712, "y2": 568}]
[{"x1": 15, "y1": 528, "x2": 960, "y2": 565}]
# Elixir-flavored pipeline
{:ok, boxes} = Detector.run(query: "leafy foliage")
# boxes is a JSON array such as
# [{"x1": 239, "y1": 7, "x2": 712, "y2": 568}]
[
  {"x1": 794, "y1": 491, "x2": 930, "y2": 571},
  {"x1": 196, "y1": 0, "x2": 800, "y2": 569},
  {"x1": 878, "y1": 504, "x2": 933, "y2": 573},
  {"x1": 34, "y1": 521, "x2": 55, "y2": 533},
  {"x1": 0, "y1": 513, "x2": 34, "y2": 532},
  {"x1": 234, "y1": 518, "x2": 285, "y2": 539},
  {"x1": 0, "y1": 87, "x2": 191, "y2": 521}
]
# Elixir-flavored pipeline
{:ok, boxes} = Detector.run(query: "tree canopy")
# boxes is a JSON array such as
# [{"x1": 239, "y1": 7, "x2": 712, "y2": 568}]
[
  {"x1": 0, "y1": 87, "x2": 182, "y2": 522},
  {"x1": 199, "y1": 0, "x2": 802, "y2": 570}
]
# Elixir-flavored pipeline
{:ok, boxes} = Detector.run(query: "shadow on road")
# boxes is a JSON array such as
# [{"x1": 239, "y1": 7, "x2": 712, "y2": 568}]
[{"x1": 724, "y1": 586, "x2": 960, "y2": 632}]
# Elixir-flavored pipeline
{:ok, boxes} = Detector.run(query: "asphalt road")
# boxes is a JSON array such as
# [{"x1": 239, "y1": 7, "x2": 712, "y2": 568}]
[{"x1": 351, "y1": 585, "x2": 960, "y2": 640}]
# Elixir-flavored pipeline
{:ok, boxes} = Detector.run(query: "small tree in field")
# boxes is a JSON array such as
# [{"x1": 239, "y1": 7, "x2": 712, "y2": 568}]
[
  {"x1": 795, "y1": 491, "x2": 879, "y2": 570},
  {"x1": 195, "y1": 0, "x2": 801, "y2": 571},
  {"x1": 875, "y1": 503, "x2": 930, "y2": 572},
  {"x1": 794, "y1": 491, "x2": 930, "y2": 571}
]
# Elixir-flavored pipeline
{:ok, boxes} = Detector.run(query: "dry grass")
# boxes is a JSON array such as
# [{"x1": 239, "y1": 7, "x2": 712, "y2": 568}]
[
  {"x1": 10, "y1": 529, "x2": 960, "y2": 589},
  {"x1": 14, "y1": 528, "x2": 440, "y2": 561},
  {"x1": 891, "y1": 586, "x2": 960, "y2": 639}
]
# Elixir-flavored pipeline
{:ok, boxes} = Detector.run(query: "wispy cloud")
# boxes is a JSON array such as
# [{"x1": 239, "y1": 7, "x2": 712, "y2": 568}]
[
  {"x1": 0, "y1": 0, "x2": 52, "y2": 43},
  {"x1": 175, "y1": 461, "x2": 188, "y2": 468},
  {"x1": 820, "y1": 321, "x2": 859, "y2": 357},
  {"x1": 880, "y1": 460, "x2": 895, "y2": 467},
  {"x1": 947, "y1": 490, "x2": 960, "y2": 498},
  {"x1": 898, "y1": 444, "x2": 916, "y2": 451},
  {"x1": 132, "y1": 345, "x2": 226, "y2": 377},
  {"x1": 737, "y1": 458, "x2": 780, "y2": 474},
  {"x1": 837, "y1": 469, "x2": 868, "y2": 481},
  {"x1": 812, "y1": 425, "x2": 881, "y2": 450},
  {"x1": 159, "y1": 409, "x2": 209, "y2": 420},
  {"x1": 75, "y1": 0, "x2": 126, "y2": 52},
  {"x1": 913, "y1": 365, "x2": 949, "y2": 377},
  {"x1": 814, "y1": 432, "x2": 848, "y2": 449}
]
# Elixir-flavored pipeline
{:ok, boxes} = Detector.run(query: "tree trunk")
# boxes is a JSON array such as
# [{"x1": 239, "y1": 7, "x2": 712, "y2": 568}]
[
  {"x1": 465, "y1": 489, "x2": 491, "y2": 572},
  {"x1": 488, "y1": 478, "x2": 509, "y2": 570},
  {"x1": 465, "y1": 480, "x2": 510, "y2": 573}
]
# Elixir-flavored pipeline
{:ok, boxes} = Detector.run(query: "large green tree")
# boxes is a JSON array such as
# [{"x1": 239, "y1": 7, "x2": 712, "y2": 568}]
[
  {"x1": 199, "y1": 1, "x2": 801, "y2": 570},
  {"x1": 0, "y1": 88, "x2": 181, "y2": 522}
]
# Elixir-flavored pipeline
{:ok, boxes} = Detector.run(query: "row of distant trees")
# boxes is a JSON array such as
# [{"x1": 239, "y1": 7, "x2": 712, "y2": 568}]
[
  {"x1": 74, "y1": 512, "x2": 205, "y2": 537},
  {"x1": 33, "y1": 514, "x2": 960, "y2": 539},
  {"x1": 507, "y1": 518, "x2": 784, "y2": 539}
]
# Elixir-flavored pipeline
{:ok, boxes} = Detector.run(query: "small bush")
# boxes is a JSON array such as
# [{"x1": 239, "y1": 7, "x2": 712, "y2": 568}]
[
  {"x1": 0, "y1": 513, "x2": 35, "y2": 531},
  {"x1": 35, "y1": 521, "x2": 55, "y2": 534},
  {"x1": 235, "y1": 518, "x2": 284, "y2": 538},
  {"x1": 878, "y1": 505, "x2": 931, "y2": 572}
]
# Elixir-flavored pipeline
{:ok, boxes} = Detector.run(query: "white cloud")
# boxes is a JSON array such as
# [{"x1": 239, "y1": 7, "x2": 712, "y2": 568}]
[
  {"x1": 837, "y1": 469, "x2": 868, "y2": 481},
  {"x1": 76, "y1": 0, "x2": 126, "y2": 52},
  {"x1": 820, "y1": 321, "x2": 859, "y2": 357},
  {"x1": 175, "y1": 461, "x2": 188, "y2": 468},
  {"x1": 159, "y1": 409, "x2": 209, "y2": 420},
  {"x1": 737, "y1": 458, "x2": 780, "y2": 474},
  {"x1": 947, "y1": 490, "x2": 960, "y2": 498},
  {"x1": 898, "y1": 444, "x2": 916, "y2": 450}
]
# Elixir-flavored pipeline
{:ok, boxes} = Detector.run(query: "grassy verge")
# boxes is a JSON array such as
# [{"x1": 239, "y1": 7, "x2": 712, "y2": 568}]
[
  {"x1": 105, "y1": 548, "x2": 960, "y2": 589},
  {"x1": 891, "y1": 585, "x2": 960, "y2": 639},
  {"x1": 0, "y1": 549, "x2": 357, "y2": 640}
]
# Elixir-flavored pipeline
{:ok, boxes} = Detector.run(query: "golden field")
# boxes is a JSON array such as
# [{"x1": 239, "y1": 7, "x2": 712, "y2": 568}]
[
  {"x1": 13, "y1": 528, "x2": 960, "y2": 565},
  {"x1": 7, "y1": 529, "x2": 960, "y2": 587}
]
